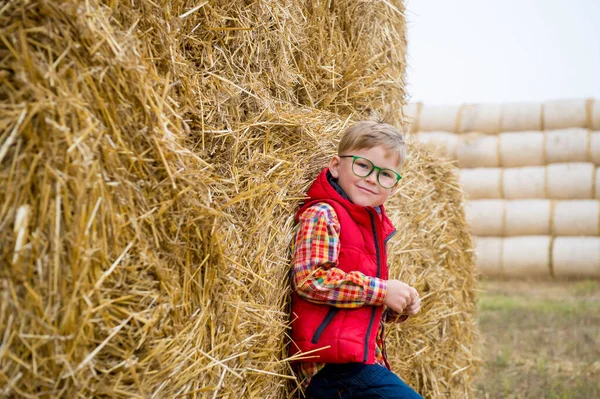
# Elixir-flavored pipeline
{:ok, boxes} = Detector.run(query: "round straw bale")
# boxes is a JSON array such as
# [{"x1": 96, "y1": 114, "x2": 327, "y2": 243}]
[
  {"x1": 503, "y1": 166, "x2": 546, "y2": 199},
  {"x1": 386, "y1": 140, "x2": 479, "y2": 398},
  {"x1": 465, "y1": 200, "x2": 505, "y2": 236},
  {"x1": 505, "y1": 199, "x2": 551, "y2": 236},
  {"x1": 459, "y1": 168, "x2": 503, "y2": 199},
  {"x1": 590, "y1": 131, "x2": 600, "y2": 165},
  {"x1": 404, "y1": 102, "x2": 422, "y2": 132},
  {"x1": 597, "y1": 167, "x2": 600, "y2": 198},
  {"x1": 418, "y1": 104, "x2": 461, "y2": 132},
  {"x1": 545, "y1": 128, "x2": 590, "y2": 164},
  {"x1": 502, "y1": 236, "x2": 552, "y2": 277},
  {"x1": 552, "y1": 200, "x2": 600, "y2": 236},
  {"x1": 416, "y1": 131, "x2": 459, "y2": 160},
  {"x1": 543, "y1": 99, "x2": 588, "y2": 130},
  {"x1": 553, "y1": 237, "x2": 600, "y2": 277},
  {"x1": 459, "y1": 103, "x2": 501, "y2": 134},
  {"x1": 0, "y1": 2, "x2": 226, "y2": 396},
  {"x1": 294, "y1": 0, "x2": 407, "y2": 122},
  {"x1": 473, "y1": 237, "x2": 503, "y2": 276},
  {"x1": 457, "y1": 133, "x2": 499, "y2": 168},
  {"x1": 547, "y1": 163, "x2": 595, "y2": 199},
  {"x1": 593, "y1": 100, "x2": 600, "y2": 130},
  {"x1": 499, "y1": 131, "x2": 545, "y2": 167},
  {"x1": 500, "y1": 102, "x2": 543, "y2": 132}
]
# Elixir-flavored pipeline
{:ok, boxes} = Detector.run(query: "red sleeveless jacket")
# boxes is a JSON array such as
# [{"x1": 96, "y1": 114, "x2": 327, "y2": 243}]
[{"x1": 290, "y1": 168, "x2": 396, "y2": 364}]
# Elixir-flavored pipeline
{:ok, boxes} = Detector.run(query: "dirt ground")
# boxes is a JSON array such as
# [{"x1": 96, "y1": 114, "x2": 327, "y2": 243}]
[{"x1": 474, "y1": 279, "x2": 600, "y2": 399}]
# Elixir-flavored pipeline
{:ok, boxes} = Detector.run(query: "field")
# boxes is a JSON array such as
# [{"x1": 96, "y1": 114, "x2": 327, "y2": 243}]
[{"x1": 474, "y1": 280, "x2": 600, "y2": 399}]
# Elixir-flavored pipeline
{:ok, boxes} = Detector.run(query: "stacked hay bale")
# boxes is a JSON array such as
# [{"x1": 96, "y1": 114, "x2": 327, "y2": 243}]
[
  {"x1": 406, "y1": 99, "x2": 600, "y2": 278},
  {"x1": 385, "y1": 145, "x2": 478, "y2": 397},
  {"x1": 1, "y1": 1, "x2": 478, "y2": 398}
]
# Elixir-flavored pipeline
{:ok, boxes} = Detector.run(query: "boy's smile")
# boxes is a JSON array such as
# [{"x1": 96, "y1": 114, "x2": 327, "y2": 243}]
[{"x1": 328, "y1": 145, "x2": 402, "y2": 208}]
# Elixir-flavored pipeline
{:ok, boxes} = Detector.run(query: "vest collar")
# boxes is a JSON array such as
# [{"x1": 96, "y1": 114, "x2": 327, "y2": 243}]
[
  {"x1": 326, "y1": 171, "x2": 382, "y2": 215},
  {"x1": 304, "y1": 168, "x2": 391, "y2": 230}
]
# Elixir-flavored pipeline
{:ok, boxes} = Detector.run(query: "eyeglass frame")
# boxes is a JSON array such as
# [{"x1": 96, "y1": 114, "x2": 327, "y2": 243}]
[{"x1": 338, "y1": 155, "x2": 403, "y2": 189}]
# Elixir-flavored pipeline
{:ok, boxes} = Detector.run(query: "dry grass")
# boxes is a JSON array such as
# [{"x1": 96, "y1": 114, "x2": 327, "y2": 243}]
[
  {"x1": 1, "y1": 0, "x2": 478, "y2": 397},
  {"x1": 475, "y1": 280, "x2": 600, "y2": 399}
]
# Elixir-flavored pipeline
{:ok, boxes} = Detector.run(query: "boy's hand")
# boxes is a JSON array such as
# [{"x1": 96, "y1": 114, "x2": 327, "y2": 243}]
[
  {"x1": 404, "y1": 288, "x2": 421, "y2": 315},
  {"x1": 384, "y1": 280, "x2": 416, "y2": 314}
]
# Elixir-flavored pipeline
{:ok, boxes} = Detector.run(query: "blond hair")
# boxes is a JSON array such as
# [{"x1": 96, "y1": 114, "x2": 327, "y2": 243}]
[{"x1": 338, "y1": 120, "x2": 406, "y2": 167}]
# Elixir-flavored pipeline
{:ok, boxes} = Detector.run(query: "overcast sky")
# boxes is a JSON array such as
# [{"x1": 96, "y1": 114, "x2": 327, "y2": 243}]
[{"x1": 405, "y1": 0, "x2": 600, "y2": 105}]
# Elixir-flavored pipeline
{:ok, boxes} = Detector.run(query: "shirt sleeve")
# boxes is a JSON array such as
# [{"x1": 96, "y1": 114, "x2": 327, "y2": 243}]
[{"x1": 292, "y1": 203, "x2": 387, "y2": 308}]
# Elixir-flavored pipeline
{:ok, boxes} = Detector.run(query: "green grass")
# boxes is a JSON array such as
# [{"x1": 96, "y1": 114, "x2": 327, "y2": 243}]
[
  {"x1": 570, "y1": 280, "x2": 600, "y2": 296},
  {"x1": 474, "y1": 280, "x2": 600, "y2": 399},
  {"x1": 478, "y1": 293, "x2": 600, "y2": 314}
]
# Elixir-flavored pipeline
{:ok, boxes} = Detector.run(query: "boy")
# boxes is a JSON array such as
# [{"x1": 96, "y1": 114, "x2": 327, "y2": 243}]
[{"x1": 290, "y1": 120, "x2": 423, "y2": 398}]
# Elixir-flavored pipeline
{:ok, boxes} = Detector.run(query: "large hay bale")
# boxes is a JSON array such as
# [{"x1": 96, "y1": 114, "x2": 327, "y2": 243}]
[
  {"x1": 503, "y1": 166, "x2": 546, "y2": 199},
  {"x1": 499, "y1": 102, "x2": 543, "y2": 132},
  {"x1": 1, "y1": 0, "x2": 479, "y2": 398},
  {"x1": 597, "y1": 167, "x2": 600, "y2": 198},
  {"x1": 553, "y1": 237, "x2": 600, "y2": 277},
  {"x1": 505, "y1": 199, "x2": 551, "y2": 236},
  {"x1": 415, "y1": 131, "x2": 459, "y2": 160},
  {"x1": 543, "y1": 98, "x2": 589, "y2": 130},
  {"x1": 547, "y1": 163, "x2": 595, "y2": 199},
  {"x1": 545, "y1": 128, "x2": 590, "y2": 164},
  {"x1": 591, "y1": 131, "x2": 600, "y2": 164},
  {"x1": 458, "y1": 103, "x2": 501, "y2": 134},
  {"x1": 498, "y1": 236, "x2": 552, "y2": 277},
  {"x1": 499, "y1": 131, "x2": 546, "y2": 167},
  {"x1": 593, "y1": 100, "x2": 600, "y2": 130},
  {"x1": 293, "y1": 1, "x2": 408, "y2": 119},
  {"x1": 404, "y1": 102, "x2": 423, "y2": 132},
  {"x1": 385, "y1": 141, "x2": 479, "y2": 398},
  {"x1": 1, "y1": 1, "x2": 224, "y2": 397},
  {"x1": 473, "y1": 237, "x2": 503, "y2": 276},
  {"x1": 465, "y1": 200, "x2": 506, "y2": 236},
  {"x1": 459, "y1": 168, "x2": 503, "y2": 199},
  {"x1": 457, "y1": 133, "x2": 499, "y2": 168},
  {"x1": 418, "y1": 104, "x2": 461, "y2": 132},
  {"x1": 552, "y1": 200, "x2": 600, "y2": 236}
]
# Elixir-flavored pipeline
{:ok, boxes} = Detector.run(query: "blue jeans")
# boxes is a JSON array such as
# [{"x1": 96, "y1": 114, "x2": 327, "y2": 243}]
[{"x1": 305, "y1": 363, "x2": 423, "y2": 399}]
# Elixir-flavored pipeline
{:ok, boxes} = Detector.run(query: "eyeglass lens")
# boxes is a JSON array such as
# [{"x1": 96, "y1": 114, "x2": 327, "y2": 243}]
[{"x1": 352, "y1": 157, "x2": 398, "y2": 188}]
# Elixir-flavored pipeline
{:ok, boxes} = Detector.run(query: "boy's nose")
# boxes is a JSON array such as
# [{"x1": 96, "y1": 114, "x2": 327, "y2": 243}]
[{"x1": 365, "y1": 172, "x2": 377, "y2": 185}]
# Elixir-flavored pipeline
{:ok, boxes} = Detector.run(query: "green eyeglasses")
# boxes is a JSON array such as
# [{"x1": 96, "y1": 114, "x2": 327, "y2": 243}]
[{"x1": 339, "y1": 155, "x2": 402, "y2": 189}]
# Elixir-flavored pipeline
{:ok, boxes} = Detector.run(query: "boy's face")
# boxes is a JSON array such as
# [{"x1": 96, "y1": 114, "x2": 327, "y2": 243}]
[{"x1": 328, "y1": 145, "x2": 402, "y2": 208}]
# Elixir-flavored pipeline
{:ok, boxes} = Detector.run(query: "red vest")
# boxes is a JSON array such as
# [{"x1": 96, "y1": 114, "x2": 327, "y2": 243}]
[{"x1": 290, "y1": 168, "x2": 396, "y2": 364}]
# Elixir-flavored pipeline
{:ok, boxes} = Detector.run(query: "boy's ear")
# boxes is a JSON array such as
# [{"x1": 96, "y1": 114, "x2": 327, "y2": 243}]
[{"x1": 329, "y1": 155, "x2": 341, "y2": 178}]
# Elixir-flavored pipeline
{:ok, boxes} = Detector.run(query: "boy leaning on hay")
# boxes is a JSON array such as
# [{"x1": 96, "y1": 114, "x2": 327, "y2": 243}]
[{"x1": 290, "y1": 120, "x2": 423, "y2": 398}]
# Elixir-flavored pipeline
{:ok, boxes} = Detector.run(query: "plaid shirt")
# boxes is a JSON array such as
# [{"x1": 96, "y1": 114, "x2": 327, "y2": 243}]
[{"x1": 292, "y1": 202, "x2": 407, "y2": 392}]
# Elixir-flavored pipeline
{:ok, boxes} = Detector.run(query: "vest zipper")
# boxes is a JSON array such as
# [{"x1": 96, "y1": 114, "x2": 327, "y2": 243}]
[
  {"x1": 364, "y1": 209, "x2": 382, "y2": 362},
  {"x1": 384, "y1": 230, "x2": 397, "y2": 246},
  {"x1": 311, "y1": 307, "x2": 340, "y2": 344}
]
